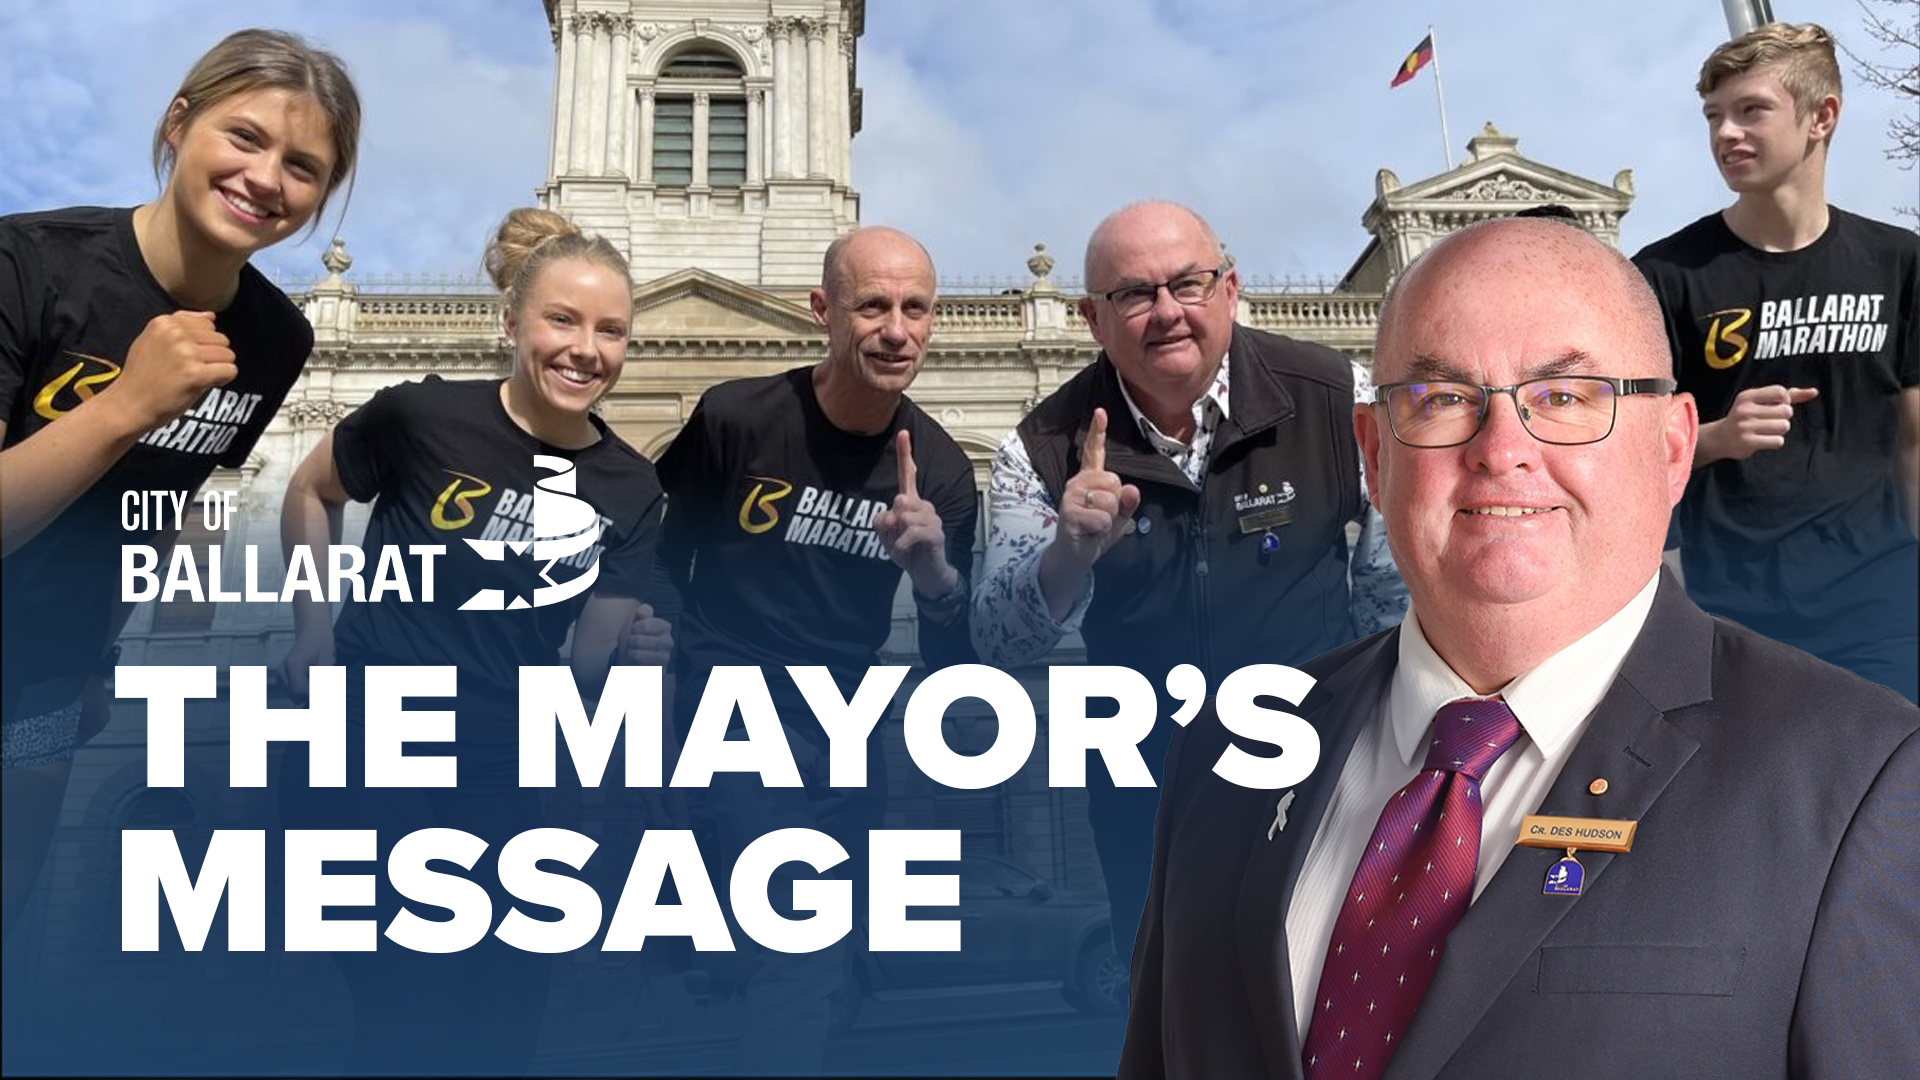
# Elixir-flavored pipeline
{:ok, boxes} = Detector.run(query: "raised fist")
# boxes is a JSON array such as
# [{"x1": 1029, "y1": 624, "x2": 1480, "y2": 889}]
[{"x1": 110, "y1": 311, "x2": 238, "y2": 431}]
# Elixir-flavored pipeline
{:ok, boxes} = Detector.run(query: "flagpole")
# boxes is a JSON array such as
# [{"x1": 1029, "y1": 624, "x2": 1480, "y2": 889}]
[{"x1": 1427, "y1": 24, "x2": 1455, "y2": 170}]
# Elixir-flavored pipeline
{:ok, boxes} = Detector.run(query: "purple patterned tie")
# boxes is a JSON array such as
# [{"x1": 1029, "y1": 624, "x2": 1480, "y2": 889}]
[{"x1": 1300, "y1": 698, "x2": 1523, "y2": 1080}]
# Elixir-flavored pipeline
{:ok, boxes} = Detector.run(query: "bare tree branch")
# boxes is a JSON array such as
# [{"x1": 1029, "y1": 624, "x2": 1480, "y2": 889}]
[
  {"x1": 1836, "y1": 0, "x2": 1918, "y2": 222},
  {"x1": 1838, "y1": 0, "x2": 1919, "y2": 167}
]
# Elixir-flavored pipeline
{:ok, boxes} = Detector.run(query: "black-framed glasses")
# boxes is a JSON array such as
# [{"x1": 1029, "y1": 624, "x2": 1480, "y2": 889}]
[
  {"x1": 1372, "y1": 376, "x2": 1677, "y2": 448},
  {"x1": 1093, "y1": 263, "x2": 1230, "y2": 318}
]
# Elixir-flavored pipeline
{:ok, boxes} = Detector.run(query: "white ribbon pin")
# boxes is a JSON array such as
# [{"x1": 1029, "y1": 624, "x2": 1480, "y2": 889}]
[{"x1": 1267, "y1": 790, "x2": 1297, "y2": 840}]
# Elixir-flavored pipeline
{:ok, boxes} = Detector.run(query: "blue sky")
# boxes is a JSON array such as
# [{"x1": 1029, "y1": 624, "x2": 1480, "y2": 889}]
[{"x1": 2, "y1": 0, "x2": 1910, "y2": 286}]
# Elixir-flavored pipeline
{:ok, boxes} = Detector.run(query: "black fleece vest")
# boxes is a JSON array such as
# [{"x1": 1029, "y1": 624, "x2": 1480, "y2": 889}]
[{"x1": 1016, "y1": 325, "x2": 1362, "y2": 771}]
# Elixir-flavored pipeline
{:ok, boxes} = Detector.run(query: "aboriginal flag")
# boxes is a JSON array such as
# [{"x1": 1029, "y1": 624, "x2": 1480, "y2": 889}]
[{"x1": 1390, "y1": 33, "x2": 1434, "y2": 87}]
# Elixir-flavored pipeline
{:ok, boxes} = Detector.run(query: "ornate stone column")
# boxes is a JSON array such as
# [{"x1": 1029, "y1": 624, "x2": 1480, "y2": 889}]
[
  {"x1": 834, "y1": 29, "x2": 853, "y2": 184},
  {"x1": 746, "y1": 87, "x2": 765, "y2": 184},
  {"x1": 692, "y1": 91, "x2": 711, "y2": 188},
  {"x1": 567, "y1": 15, "x2": 594, "y2": 173},
  {"x1": 606, "y1": 15, "x2": 631, "y2": 176},
  {"x1": 770, "y1": 19, "x2": 795, "y2": 179},
  {"x1": 637, "y1": 89, "x2": 655, "y2": 182},
  {"x1": 551, "y1": 14, "x2": 577, "y2": 174},
  {"x1": 585, "y1": 15, "x2": 610, "y2": 175},
  {"x1": 804, "y1": 19, "x2": 826, "y2": 178}
]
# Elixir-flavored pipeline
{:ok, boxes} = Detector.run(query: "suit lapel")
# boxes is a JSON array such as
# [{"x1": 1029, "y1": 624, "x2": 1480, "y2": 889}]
[
  {"x1": 1236, "y1": 630, "x2": 1400, "y2": 1080},
  {"x1": 1380, "y1": 576, "x2": 1713, "y2": 1080}
]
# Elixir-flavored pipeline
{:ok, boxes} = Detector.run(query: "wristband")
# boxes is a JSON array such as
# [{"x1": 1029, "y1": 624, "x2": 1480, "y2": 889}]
[{"x1": 912, "y1": 580, "x2": 967, "y2": 621}]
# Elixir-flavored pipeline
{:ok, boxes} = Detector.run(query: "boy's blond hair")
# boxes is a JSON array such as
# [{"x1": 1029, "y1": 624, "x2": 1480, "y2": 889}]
[{"x1": 1698, "y1": 22, "x2": 1843, "y2": 122}]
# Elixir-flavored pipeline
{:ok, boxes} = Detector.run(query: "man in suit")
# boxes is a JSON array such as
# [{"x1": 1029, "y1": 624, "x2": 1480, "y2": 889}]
[{"x1": 1119, "y1": 216, "x2": 1919, "y2": 1080}]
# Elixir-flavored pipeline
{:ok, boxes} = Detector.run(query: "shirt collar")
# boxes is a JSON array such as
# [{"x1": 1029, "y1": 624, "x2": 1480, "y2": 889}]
[
  {"x1": 1112, "y1": 351, "x2": 1232, "y2": 452},
  {"x1": 1387, "y1": 572, "x2": 1663, "y2": 768}
]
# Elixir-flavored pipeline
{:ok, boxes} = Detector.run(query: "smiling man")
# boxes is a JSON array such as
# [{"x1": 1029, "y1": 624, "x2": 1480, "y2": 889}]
[
  {"x1": 974, "y1": 200, "x2": 1405, "y2": 969},
  {"x1": 650, "y1": 225, "x2": 975, "y2": 1070},
  {"x1": 656, "y1": 225, "x2": 975, "y2": 691},
  {"x1": 1120, "y1": 216, "x2": 1919, "y2": 1080},
  {"x1": 1634, "y1": 22, "x2": 1919, "y2": 703}
]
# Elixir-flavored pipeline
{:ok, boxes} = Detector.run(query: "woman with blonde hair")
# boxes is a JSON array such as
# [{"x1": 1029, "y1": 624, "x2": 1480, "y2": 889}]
[
  {"x1": 277, "y1": 206, "x2": 671, "y2": 1073},
  {"x1": 1, "y1": 27, "x2": 362, "y2": 940}
]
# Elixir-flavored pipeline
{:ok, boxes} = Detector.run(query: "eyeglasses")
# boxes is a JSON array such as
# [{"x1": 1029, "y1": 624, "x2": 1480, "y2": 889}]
[
  {"x1": 1372, "y1": 376, "x2": 1677, "y2": 448},
  {"x1": 1093, "y1": 264, "x2": 1230, "y2": 318}
]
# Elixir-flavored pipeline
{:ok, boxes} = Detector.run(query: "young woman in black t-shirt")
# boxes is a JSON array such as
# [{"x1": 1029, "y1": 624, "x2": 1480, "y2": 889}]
[
  {"x1": 0, "y1": 29, "x2": 361, "y2": 941},
  {"x1": 275, "y1": 207, "x2": 670, "y2": 1074}
]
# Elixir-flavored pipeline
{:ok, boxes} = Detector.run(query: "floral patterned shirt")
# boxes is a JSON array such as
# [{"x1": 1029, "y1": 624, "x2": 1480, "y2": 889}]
[{"x1": 971, "y1": 358, "x2": 1407, "y2": 666}]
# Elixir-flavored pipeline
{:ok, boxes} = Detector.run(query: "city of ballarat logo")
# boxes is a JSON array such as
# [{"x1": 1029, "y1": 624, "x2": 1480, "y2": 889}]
[{"x1": 458, "y1": 455, "x2": 604, "y2": 610}]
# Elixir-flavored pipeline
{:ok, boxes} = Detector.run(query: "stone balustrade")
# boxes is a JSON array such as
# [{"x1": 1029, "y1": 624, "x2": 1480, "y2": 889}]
[
  {"x1": 297, "y1": 279, "x2": 1384, "y2": 351},
  {"x1": 1243, "y1": 294, "x2": 1382, "y2": 332},
  {"x1": 352, "y1": 296, "x2": 504, "y2": 336}
]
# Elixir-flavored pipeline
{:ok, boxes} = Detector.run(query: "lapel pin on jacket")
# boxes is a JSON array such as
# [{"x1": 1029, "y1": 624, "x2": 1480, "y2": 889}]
[{"x1": 1267, "y1": 790, "x2": 1297, "y2": 840}]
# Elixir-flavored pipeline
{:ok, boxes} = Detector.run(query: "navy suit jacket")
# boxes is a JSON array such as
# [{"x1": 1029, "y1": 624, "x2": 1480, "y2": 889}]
[{"x1": 1120, "y1": 574, "x2": 1920, "y2": 1079}]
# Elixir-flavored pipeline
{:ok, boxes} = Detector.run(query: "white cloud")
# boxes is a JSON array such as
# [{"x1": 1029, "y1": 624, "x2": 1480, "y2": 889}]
[{"x1": 2, "y1": 0, "x2": 1910, "y2": 286}]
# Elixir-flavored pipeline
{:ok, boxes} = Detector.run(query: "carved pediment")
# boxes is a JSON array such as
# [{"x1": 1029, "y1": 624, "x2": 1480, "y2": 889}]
[
  {"x1": 1346, "y1": 126, "x2": 1636, "y2": 288},
  {"x1": 1385, "y1": 160, "x2": 1629, "y2": 208},
  {"x1": 631, "y1": 268, "x2": 822, "y2": 338},
  {"x1": 1442, "y1": 173, "x2": 1557, "y2": 202}
]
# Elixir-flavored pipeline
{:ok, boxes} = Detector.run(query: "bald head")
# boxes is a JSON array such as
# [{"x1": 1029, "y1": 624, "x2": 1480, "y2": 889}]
[
  {"x1": 822, "y1": 226, "x2": 936, "y2": 298},
  {"x1": 1357, "y1": 214, "x2": 1696, "y2": 692},
  {"x1": 1376, "y1": 217, "x2": 1671, "y2": 385},
  {"x1": 1083, "y1": 201, "x2": 1224, "y2": 289}
]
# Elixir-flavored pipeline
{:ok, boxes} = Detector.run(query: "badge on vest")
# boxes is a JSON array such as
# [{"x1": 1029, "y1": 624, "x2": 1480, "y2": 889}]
[
  {"x1": 1515, "y1": 815, "x2": 1637, "y2": 898},
  {"x1": 1235, "y1": 480, "x2": 1295, "y2": 535}
]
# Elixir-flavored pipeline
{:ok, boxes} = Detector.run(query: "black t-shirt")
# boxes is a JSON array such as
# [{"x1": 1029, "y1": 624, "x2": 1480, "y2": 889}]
[
  {"x1": 330, "y1": 377, "x2": 665, "y2": 710},
  {"x1": 656, "y1": 367, "x2": 977, "y2": 695},
  {"x1": 1635, "y1": 208, "x2": 1919, "y2": 647},
  {"x1": 0, "y1": 207, "x2": 311, "y2": 720}
]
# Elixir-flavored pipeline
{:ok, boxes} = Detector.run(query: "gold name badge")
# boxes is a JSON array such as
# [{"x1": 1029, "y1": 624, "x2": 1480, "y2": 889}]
[
  {"x1": 1237, "y1": 507, "x2": 1292, "y2": 534},
  {"x1": 1516, "y1": 815, "x2": 1637, "y2": 853}
]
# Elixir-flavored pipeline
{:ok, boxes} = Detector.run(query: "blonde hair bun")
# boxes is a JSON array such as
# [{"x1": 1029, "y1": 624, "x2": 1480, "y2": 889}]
[{"x1": 484, "y1": 207, "x2": 582, "y2": 294}]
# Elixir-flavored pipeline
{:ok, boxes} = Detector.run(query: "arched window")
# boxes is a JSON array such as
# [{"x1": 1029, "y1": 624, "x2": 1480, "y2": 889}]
[
  {"x1": 653, "y1": 46, "x2": 749, "y2": 189},
  {"x1": 660, "y1": 48, "x2": 742, "y2": 80}
]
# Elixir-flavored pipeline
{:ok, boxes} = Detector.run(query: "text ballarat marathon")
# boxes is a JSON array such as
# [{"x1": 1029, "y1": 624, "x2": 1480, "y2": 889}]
[
  {"x1": 789, "y1": 486, "x2": 890, "y2": 558},
  {"x1": 139, "y1": 388, "x2": 264, "y2": 455},
  {"x1": 1754, "y1": 292, "x2": 1890, "y2": 359}
]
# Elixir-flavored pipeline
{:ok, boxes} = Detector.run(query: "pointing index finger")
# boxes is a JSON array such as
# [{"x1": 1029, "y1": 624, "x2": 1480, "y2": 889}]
[
  {"x1": 1084, "y1": 407, "x2": 1109, "y2": 474},
  {"x1": 895, "y1": 428, "x2": 918, "y2": 501}
]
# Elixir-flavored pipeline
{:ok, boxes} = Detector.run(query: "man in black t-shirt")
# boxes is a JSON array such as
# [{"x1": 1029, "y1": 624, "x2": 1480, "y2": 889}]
[
  {"x1": 653, "y1": 226, "x2": 975, "y2": 1070},
  {"x1": 657, "y1": 226, "x2": 975, "y2": 702},
  {"x1": 1634, "y1": 22, "x2": 1919, "y2": 702}
]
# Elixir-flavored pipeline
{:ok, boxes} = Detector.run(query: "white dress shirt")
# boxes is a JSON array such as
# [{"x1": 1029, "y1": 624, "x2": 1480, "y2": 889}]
[{"x1": 1284, "y1": 571, "x2": 1662, "y2": 1036}]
